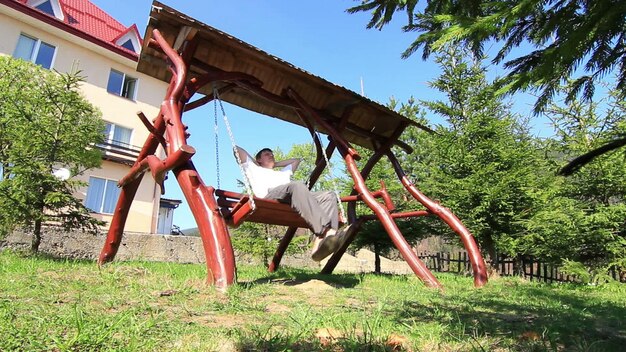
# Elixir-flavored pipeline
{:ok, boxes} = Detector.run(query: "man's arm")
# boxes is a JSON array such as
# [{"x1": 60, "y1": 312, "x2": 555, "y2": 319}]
[
  {"x1": 275, "y1": 158, "x2": 301, "y2": 171},
  {"x1": 235, "y1": 146, "x2": 257, "y2": 165}
]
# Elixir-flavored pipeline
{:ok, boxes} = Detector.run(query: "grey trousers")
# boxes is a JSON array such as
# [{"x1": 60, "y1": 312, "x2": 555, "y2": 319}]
[{"x1": 265, "y1": 181, "x2": 338, "y2": 235}]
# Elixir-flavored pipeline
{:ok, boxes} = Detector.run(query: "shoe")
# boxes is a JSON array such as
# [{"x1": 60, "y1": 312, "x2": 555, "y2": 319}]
[
  {"x1": 311, "y1": 224, "x2": 352, "y2": 262},
  {"x1": 311, "y1": 235, "x2": 341, "y2": 262},
  {"x1": 334, "y1": 224, "x2": 352, "y2": 245}
]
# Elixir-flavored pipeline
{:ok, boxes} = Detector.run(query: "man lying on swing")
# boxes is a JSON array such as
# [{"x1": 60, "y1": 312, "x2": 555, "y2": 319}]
[{"x1": 235, "y1": 146, "x2": 351, "y2": 261}]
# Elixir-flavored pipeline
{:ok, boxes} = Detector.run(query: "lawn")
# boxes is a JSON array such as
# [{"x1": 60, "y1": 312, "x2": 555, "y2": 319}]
[{"x1": 1, "y1": 250, "x2": 624, "y2": 351}]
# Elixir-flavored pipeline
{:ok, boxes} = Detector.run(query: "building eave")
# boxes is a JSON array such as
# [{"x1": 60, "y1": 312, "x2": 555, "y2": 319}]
[{"x1": 1, "y1": 0, "x2": 138, "y2": 62}]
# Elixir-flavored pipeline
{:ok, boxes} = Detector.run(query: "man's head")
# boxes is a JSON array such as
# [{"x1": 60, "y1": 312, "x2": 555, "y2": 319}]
[{"x1": 255, "y1": 148, "x2": 275, "y2": 168}]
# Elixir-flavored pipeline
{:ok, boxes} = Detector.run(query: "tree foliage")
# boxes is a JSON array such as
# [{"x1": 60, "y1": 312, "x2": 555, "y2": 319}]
[
  {"x1": 525, "y1": 84, "x2": 626, "y2": 268},
  {"x1": 395, "y1": 46, "x2": 548, "y2": 263},
  {"x1": 347, "y1": 0, "x2": 626, "y2": 113},
  {"x1": 0, "y1": 57, "x2": 105, "y2": 251}
]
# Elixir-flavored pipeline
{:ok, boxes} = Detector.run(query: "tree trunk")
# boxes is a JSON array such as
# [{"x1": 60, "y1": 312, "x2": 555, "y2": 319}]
[
  {"x1": 374, "y1": 242, "x2": 381, "y2": 273},
  {"x1": 31, "y1": 219, "x2": 42, "y2": 253},
  {"x1": 481, "y1": 234, "x2": 498, "y2": 271}
]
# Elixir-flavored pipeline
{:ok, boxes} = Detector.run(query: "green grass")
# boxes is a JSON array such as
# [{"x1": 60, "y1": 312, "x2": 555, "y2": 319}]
[{"x1": 1, "y1": 250, "x2": 625, "y2": 351}]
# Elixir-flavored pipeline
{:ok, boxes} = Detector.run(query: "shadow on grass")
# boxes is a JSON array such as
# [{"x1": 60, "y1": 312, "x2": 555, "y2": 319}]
[
  {"x1": 396, "y1": 281, "x2": 626, "y2": 351},
  {"x1": 1, "y1": 248, "x2": 96, "y2": 264},
  {"x1": 235, "y1": 324, "x2": 397, "y2": 352},
  {"x1": 238, "y1": 339, "x2": 394, "y2": 352}
]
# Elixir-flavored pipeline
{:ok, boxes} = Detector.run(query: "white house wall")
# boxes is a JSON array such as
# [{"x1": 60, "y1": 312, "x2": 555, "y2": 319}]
[{"x1": 0, "y1": 7, "x2": 170, "y2": 233}]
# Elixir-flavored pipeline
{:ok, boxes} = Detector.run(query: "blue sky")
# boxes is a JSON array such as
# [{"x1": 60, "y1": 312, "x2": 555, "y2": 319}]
[{"x1": 90, "y1": 0, "x2": 542, "y2": 230}]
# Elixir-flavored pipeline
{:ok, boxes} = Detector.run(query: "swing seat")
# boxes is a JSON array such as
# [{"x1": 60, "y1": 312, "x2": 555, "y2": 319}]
[
  {"x1": 215, "y1": 189, "x2": 311, "y2": 228},
  {"x1": 216, "y1": 180, "x2": 395, "y2": 229}
]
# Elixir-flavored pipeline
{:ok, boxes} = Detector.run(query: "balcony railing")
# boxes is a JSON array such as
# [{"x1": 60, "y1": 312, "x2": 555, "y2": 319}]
[{"x1": 96, "y1": 140, "x2": 141, "y2": 164}]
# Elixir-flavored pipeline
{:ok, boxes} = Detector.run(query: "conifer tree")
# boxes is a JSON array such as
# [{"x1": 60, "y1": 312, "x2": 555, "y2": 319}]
[{"x1": 0, "y1": 57, "x2": 104, "y2": 252}]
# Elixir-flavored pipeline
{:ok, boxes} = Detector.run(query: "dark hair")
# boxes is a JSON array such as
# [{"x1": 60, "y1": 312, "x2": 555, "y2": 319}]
[{"x1": 255, "y1": 148, "x2": 273, "y2": 160}]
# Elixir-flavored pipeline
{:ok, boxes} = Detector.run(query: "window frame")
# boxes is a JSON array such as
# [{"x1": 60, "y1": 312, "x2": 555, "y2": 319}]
[
  {"x1": 107, "y1": 69, "x2": 139, "y2": 100},
  {"x1": 13, "y1": 33, "x2": 57, "y2": 70},
  {"x1": 26, "y1": 0, "x2": 64, "y2": 20},
  {"x1": 103, "y1": 122, "x2": 134, "y2": 148},
  {"x1": 84, "y1": 176, "x2": 121, "y2": 215},
  {"x1": 34, "y1": 0, "x2": 55, "y2": 16}
]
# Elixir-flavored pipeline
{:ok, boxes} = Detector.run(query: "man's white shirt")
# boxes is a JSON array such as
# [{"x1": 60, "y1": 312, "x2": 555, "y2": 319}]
[{"x1": 242, "y1": 159, "x2": 293, "y2": 198}]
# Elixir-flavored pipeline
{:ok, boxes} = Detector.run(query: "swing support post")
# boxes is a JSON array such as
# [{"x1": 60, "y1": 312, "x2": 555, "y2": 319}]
[
  {"x1": 386, "y1": 152, "x2": 488, "y2": 287},
  {"x1": 286, "y1": 88, "x2": 443, "y2": 288},
  {"x1": 98, "y1": 28, "x2": 236, "y2": 290}
]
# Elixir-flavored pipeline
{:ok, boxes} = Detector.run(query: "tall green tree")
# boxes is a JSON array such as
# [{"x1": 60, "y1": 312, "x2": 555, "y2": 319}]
[
  {"x1": 0, "y1": 57, "x2": 104, "y2": 252},
  {"x1": 348, "y1": 0, "x2": 626, "y2": 113},
  {"x1": 402, "y1": 46, "x2": 548, "y2": 262},
  {"x1": 525, "y1": 84, "x2": 626, "y2": 268}
]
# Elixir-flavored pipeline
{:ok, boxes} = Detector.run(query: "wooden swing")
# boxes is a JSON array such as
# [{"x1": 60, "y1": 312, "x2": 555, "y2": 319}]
[
  {"x1": 211, "y1": 89, "x2": 397, "y2": 230},
  {"x1": 209, "y1": 87, "x2": 346, "y2": 230},
  {"x1": 98, "y1": 1, "x2": 489, "y2": 291}
]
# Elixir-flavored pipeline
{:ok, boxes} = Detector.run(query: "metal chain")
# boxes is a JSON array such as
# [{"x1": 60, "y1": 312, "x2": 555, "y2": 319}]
[
  {"x1": 213, "y1": 87, "x2": 220, "y2": 189},
  {"x1": 213, "y1": 87, "x2": 256, "y2": 210}
]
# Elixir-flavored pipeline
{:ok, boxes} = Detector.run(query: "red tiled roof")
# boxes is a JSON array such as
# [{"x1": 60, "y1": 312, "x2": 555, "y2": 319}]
[{"x1": 12, "y1": 0, "x2": 140, "y2": 58}]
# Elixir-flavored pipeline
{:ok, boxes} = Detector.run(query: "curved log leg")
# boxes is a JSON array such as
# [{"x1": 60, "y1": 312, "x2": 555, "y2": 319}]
[
  {"x1": 98, "y1": 176, "x2": 143, "y2": 265},
  {"x1": 175, "y1": 164, "x2": 235, "y2": 290},
  {"x1": 344, "y1": 155, "x2": 442, "y2": 289},
  {"x1": 268, "y1": 226, "x2": 297, "y2": 272},
  {"x1": 403, "y1": 179, "x2": 488, "y2": 287},
  {"x1": 387, "y1": 152, "x2": 488, "y2": 287}
]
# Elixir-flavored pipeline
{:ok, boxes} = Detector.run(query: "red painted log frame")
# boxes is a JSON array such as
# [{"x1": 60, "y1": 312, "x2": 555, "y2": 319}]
[{"x1": 98, "y1": 29, "x2": 488, "y2": 290}]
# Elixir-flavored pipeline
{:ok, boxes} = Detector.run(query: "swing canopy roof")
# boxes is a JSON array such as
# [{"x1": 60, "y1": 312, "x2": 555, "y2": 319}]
[{"x1": 137, "y1": 1, "x2": 429, "y2": 152}]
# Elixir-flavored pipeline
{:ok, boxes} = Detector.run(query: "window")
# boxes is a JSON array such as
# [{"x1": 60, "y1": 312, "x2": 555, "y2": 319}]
[
  {"x1": 35, "y1": 0, "x2": 55, "y2": 16},
  {"x1": 104, "y1": 122, "x2": 133, "y2": 148},
  {"x1": 120, "y1": 39, "x2": 135, "y2": 52},
  {"x1": 85, "y1": 177, "x2": 120, "y2": 214},
  {"x1": 114, "y1": 29, "x2": 141, "y2": 54},
  {"x1": 26, "y1": 0, "x2": 64, "y2": 20},
  {"x1": 13, "y1": 34, "x2": 56, "y2": 69},
  {"x1": 0, "y1": 163, "x2": 15, "y2": 181},
  {"x1": 107, "y1": 69, "x2": 138, "y2": 100}
]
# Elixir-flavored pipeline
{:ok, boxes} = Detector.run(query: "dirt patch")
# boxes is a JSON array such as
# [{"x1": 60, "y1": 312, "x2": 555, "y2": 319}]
[
  {"x1": 265, "y1": 302, "x2": 292, "y2": 314},
  {"x1": 291, "y1": 279, "x2": 340, "y2": 291},
  {"x1": 267, "y1": 279, "x2": 342, "y2": 308},
  {"x1": 185, "y1": 313, "x2": 247, "y2": 329}
]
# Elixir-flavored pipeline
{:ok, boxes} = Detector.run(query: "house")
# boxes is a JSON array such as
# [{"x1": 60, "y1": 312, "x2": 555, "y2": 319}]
[{"x1": 0, "y1": 0, "x2": 179, "y2": 234}]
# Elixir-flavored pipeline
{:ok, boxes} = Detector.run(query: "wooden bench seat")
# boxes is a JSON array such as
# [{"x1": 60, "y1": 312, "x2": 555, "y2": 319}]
[{"x1": 215, "y1": 189, "x2": 310, "y2": 228}]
